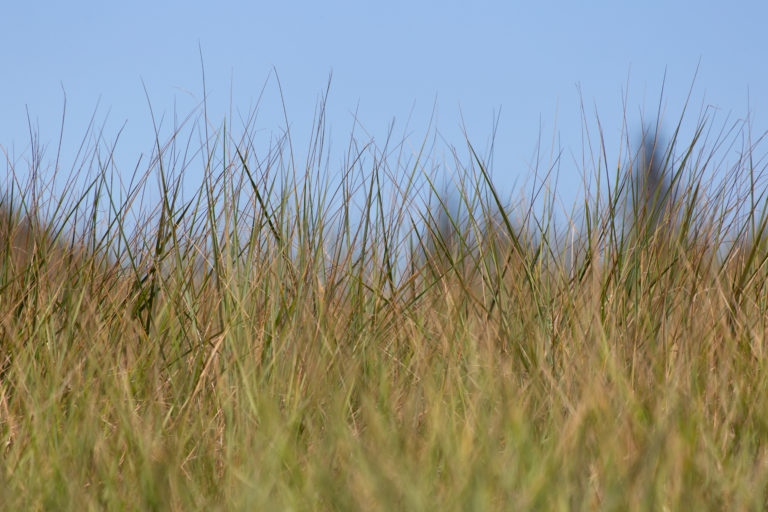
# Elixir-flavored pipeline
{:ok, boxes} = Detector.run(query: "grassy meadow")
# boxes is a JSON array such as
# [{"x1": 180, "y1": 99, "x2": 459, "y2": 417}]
[{"x1": 2, "y1": 90, "x2": 768, "y2": 510}]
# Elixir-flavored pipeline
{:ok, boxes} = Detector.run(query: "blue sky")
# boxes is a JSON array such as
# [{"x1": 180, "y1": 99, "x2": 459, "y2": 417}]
[{"x1": 2, "y1": 1, "x2": 766, "y2": 216}]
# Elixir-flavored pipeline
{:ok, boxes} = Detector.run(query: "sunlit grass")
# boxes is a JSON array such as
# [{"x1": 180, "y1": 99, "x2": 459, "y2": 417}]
[{"x1": 2, "y1": 85, "x2": 768, "y2": 510}]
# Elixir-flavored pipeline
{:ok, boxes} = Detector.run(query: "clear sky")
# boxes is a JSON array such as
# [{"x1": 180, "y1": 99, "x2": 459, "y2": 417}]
[{"x1": 2, "y1": 1, "x2": 766, "y2": 217}]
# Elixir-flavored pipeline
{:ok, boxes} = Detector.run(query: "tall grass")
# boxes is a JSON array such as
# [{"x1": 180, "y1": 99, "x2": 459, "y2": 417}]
[{"x1": 2, "y1": 85, "x2": 768, "y2": 510}]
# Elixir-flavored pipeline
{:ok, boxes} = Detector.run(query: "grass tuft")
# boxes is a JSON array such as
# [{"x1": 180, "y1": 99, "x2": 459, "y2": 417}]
[{"x1": 2, "y1": 85, "x2": 768, "y2": 510}]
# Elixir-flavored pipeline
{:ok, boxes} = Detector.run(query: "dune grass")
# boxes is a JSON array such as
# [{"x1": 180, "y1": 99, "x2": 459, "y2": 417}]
[{"x1": 2, "y1": 87, "x2": 768, "y2": 510}]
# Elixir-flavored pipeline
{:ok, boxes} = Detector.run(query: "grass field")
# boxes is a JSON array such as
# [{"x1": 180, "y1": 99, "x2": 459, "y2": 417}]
[{"x1": 2, "y1": 91, "x2": 768, "y2": 510}]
